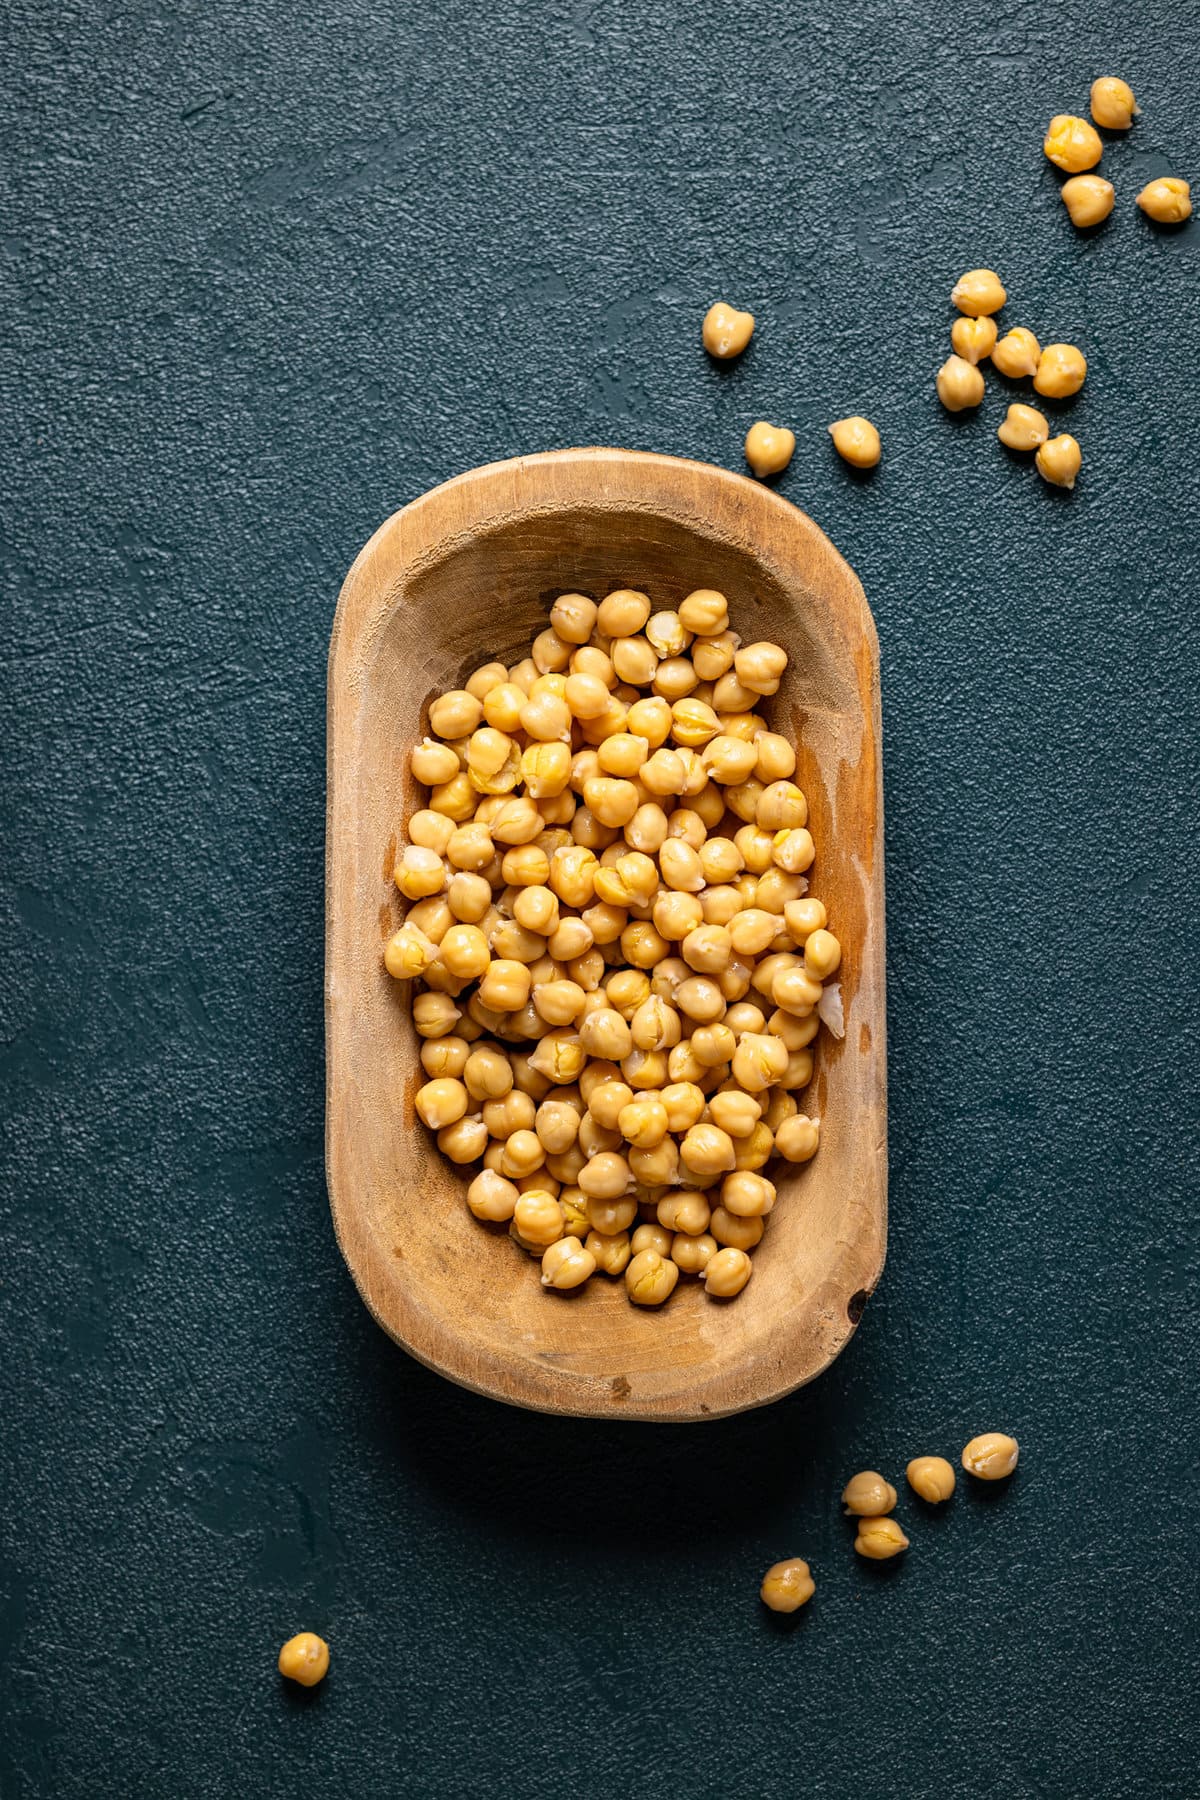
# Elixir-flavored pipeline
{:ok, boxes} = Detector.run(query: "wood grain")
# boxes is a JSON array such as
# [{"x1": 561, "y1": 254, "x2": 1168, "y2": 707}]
[{"x1": 326, "y1": 448, "x2": 887, "y2": 1421}]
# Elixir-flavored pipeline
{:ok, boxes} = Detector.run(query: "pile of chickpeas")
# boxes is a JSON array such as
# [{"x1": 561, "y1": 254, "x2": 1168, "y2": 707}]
[
  {"x1": 759, "y1": 1432, "x2": 1020, "y2": 1612},
  {"x1": 385, "y1": 587, "x2": 842, "y2": 1306}
]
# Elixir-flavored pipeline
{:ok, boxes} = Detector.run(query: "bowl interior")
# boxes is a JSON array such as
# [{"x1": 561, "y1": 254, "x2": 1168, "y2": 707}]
[{"x1": 327, "y1": 452, "x2": 886, "y2": 1420}]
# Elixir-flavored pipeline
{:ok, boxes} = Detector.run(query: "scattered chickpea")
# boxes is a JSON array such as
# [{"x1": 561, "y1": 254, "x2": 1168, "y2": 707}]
[
  {"x1": 760, "y1": 1559, "x2": 815, "y2": 1613},
  {"x1": 841, "y1": 1470, "x2": 897, "y2": 1517},
  {"x1": 1033, "y1": 343, "x2": 1087, "y2": 399},
  {"x1": 1035, "y1": 434, "x2": 1082, "y2": 490},
  {"x1": 950, "y1": 316, "x2": 997, "y2": 366},
  {"x1": 1089, "y1": 76, "x2": 1138, "y2": 131},
  {"x1": 950, "y1": 268, "x2": 1007, "y2": 317},
  {"x1": 278, "y1": 1632, "x2": 330, "y2": 1687},
  {"x1": 997, "y1": 403, "x2": 1049, "y2": 452},
  {"x1": 828, "y1": 416, "x2": 881, "y2": 469},
  {"x1": 1136, "y1": 177, "x2": 1192, "y2": 224},
  {"x1": 744, "y1": 421, "x2": 796, "y2": 479},
  {"x1": 961, "y1": 1433, "x2": 1020, "y2": 1480},
  {"x1": 991, "y1": 327, "x2": 1041, "y2": 380},
  {"x1": 854, "y1": 1517, "x2": 909, "y2": 1561},
  {"x1": 703, "y1": 301, "x2": 755, "y2": 359},
  {"x1": 906, "y1": 1456, "x2": 956, "y2": 1503},
  {"x1": 1060, "y1": 174, "x2": 1115, "y2": 229},
  {"x1": 936, "y1": 354, "x2": 985, "y2": 412},
  {"x1": 1043, "y1": 114, "x2": 1103, "y2": 173}
]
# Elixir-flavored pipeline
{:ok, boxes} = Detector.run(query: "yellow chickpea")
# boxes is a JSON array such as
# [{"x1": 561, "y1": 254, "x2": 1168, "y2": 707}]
[
  {"x1": 755, "y1": 781, "x2": 806, "y2": 831},
  {"x1": 703, "y1": 734, "x2": 759, "y2": 785},
  {"x1": 617, "y1": 1096, "x2": 669, "y2": 1149},
  {"x1": 1136, "y1": 177, "x2": 1192, "y2": 224},
  {"x1": 949, "y1": 317, "x2": 997, "y2": 366},
  {"x1": 760, "y1": 1560, "x2": 814, "y2": 1613},
  {"x1": 438, "y1": 924, "x2": 490, "y2": 981},
  {"x1": 415, "y1": 1076, "x2": 470, "y2": 1130},
  {"x1": 657, "y1": 1190, "x2": 711, "y2": 1236},
  {"x1": 492, "y1": 798, "x2": 545, "y2": 846},
  {"x1": 775, "y1": 1113, "x2": 820, "y2": 1162},
  {"x1": 702, "y1": 300, "x2": 755, "y2": 358},
  {"x1": 429, "y1": 690, "x2": 482, "y2": 738},
  {"x1": 625, "y1": 1247, "x2": 679, "y2": 1306},
  {"x1": 593, "y1": 589, "x2": 650, "y2": 639},
  {"x1": 278, "y1": 1632, "x2": 330, "y2": 1687},
  {"x1": 704, "y1": 1091, "x2": 759, "y2": 1140},
  {"x1": 660, "y1": 1081, "x2": 706, "y2": 1132},
  {"x1": 465, "y1": 660, "x2": 508, "y2": 702},
  {"x1": 962, "y1": 1433, "x2": 1020, "y2": 1480},
  {"x1": 420, "y1": 1035, "x2": 469, "y2": 1079},
  {"x1": 997, "y1": 403, "x2": 1049, "y2": 452},
  {"x1": 588, "y1": 1194, "x2": 638, "y2": 1236},
  {"x1": 1033, "y1": 343, "x2": 1087, "y2": 399},
  {"x1": 513, "y1": 1188, "x2": 565, "y2": 1248},
  {"x1": 482, "y1": 682, "x2": 527, "y2": 732},
  {"x1": 475, "y1": 959, "x2": 530, "y2": 1013},
  {"x1": 854, "y1": 1517, "x2": 909, "y2": 1561},
  {"x1": 1061, "y1": 174, "x2": 1115, "y2": 228},
  {"x1": 702, "y1": 1246, "x2": 753, "y2": 1297},
  {"x1": 384, "y1": 924, "x2": 439, "y2": 980},
  {"x1": 466, "y1": 1169, "x2": 519, "y2": 1222},
  {"x1": 731, "y1": 1032, "x2": 789, "y2": 1092},
  {"x1": 803, "y1": 928, "x2": 842, "y2": 980},
  {"x1": 675, "y1": 975, "x2": 725, "y2": 1024},
  {"x1": 709, "y1": 1205, "x2": 763, "y2": 1250},
  {"x1": 744, "y1": 421, "x2": 796, "y2": 478},
  {"x1": 1044, "y1": 114, "x2": 1103, "y2": 173},
  {"x1": 772, "y1": 828, "x2": 815, "y2": 876},
  {"x1": 550, "y1": 592, "x2": 598, "y2": 644},
  {"x1": 549, "y1": 845, "x2": 598, "y2": 910},
  {"x1": 936, "y1": 354, "x2": 985, "y2": 412},
  {"x1": 1090, "y1": 76, "x2": 1138, "y2": 130},
  {"x1": 585, "y1": 1227, "x2": 631, "y2": 1275},
  {"x1": 842, "y1": 1470, "x2": 897, "y2": 1516},
  {"x1": 413, "y1": 992, "x2": 462, "y2": 1039},
  {"x1": 1035, "y1": 433, "x2": 1082, "y2": 490},
  {"x1": 540, "y1": 1235, "x2": 596, "y2": 1290},
  {"x1": 497, "y1": 1123, "x2": 544, "y2": 1176},
  {"x1": 906, "y1": 1456, "x2": 957, "y2": 1503},
  {"x1": 720, "y1": 1169, "x2": 775, "y2": 1218},
  {"x1": 407, "y1": 809, "x2": 456, "y2": 855},
  {"x1": 410, "y1": 737, "x2": 461, "y2": 785},
  {"x1": 677, "y1": 589, "x2": 729, "y2": 637},
  {"x1": 689, "y1": 632, "x2": 736, "y2": 683},
  {"x1": 749, "y1": 733, "x2": 792, "y2": 785},
  {"x1": 950, "y1": 268, "x2": 1007, "y2": 316},
  {"x1": 532, "y1": 627, "x2": 573, "y2": 675},
  {"x1": 679, "y1": 1122, "x2": 736, "y2": 1175},
  {"x1": 394, "y1": 845, "x2": 446, "y2": 900},
  {"x1": 734, "y1": 645, "x2": 787, "y2": 700},
  {"x1": 439, "y1": 1116, "x2": 488, "y2": 1163},
  {"x1": 463, "y1": 1044, "x2": 514, "y2": 1102}
]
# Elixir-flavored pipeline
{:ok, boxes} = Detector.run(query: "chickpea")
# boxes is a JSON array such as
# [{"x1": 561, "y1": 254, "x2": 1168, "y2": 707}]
[
  {"x1": 411, "y1": 737, "x2": 461, "y2": 785},
  {"x1": 668, "y1": 1042, "x2": 708, "y2": 1085},
  {"x1": 744, "y1": 421, "x2": 795, "y2": 478},
  {"x1": 549, "y1": 845, "x2": 598, "y2": 909},
  {"x1": 513, "y1": 1188, "x2": 565, "y2": 1248},
  {"x1": 675, "y1": 925, "x2": 729, "y2": 976},
  {"x1": 420, "y1": 1036, "x2": 469, "y2": 1080},
  {"x1": 671, "y1": 1231, "x2": 716, "y2": 1275},
  {"x1": 771, "y1": 829, "x2": 815, "y2": 877},
  {"x1": 651, "y1": 1191, "x2": 707, "y2": 1236},
  {"x1": 756, "y1": 781, "x2": 807, "y2": 831},
  {"x1": 703, "y1": 734, "x2": 759, "y2": 785},
  {"x1": 721, "y1": 1169, "x2": 775, "y2": 1218},
  {"x1": 437, "y1": 924, "x2": 489, "y2": 982},
  {"x1": 438, "y1": 1115, "x2": 488, "y2": 1162},
  {"x1": 653, "y1": 656, "x2": 699, "y2": 702},
  {"x1": 591, "y1": 589, "x2": 647, "y2": 640},
  {"x1": 1090, "y1": 75, "x2": 1138, "y2": 130},
  {"x1": 661, "y1": 1081, "x2": 706, "y2": 1132},
  {"x1": 533, "y1": 980, "x2": 587, "y2": 1028},
  {"x1": 962, "y1": 1432, "x2": 1020, "y2": 1479},
  {"x1": 723, "y1": 908, "x2": 775, "y2": 959},
  {"x1": 724, "y1": 1001, "x2": 766, "y2": 1038},
  {"x1": 581, "y1": 777, "x2": 639, "y2": 830},
  {"x1": 384, "y1": 924, "x2": 439, "y2": 981},
  {"x1": 629, "y1": 1136, "x2": 679, "y2": 1187},
  {"x1": 906, "y1": 1456, "x2": 956, "y2": 1503},
  {"x1": 659, "y1": 840, "x2": 706, "y2": 894},
  {"x1": 462, "y1": 1044, "x2": 513, "y2": 1103},
  {"x1": 574, "y1": 1007, "x2": 629, "y2": 1062},
  {"x1": 465, "y1": 660, "x2": 508, "y2": 702},
  {"x1": 625, "y1": 1248, "x2": 679, "y2": 1306},
  {"x1": 429, "y1": 690, "x2": 482, "y2": 738},
  {"x1": 408, "y1": 809, "x2": 456, "y2": 855},
  {"x1": 803, "y1": 928, "x2": 842, "y2": 981},
  {"x1": 731, "y1": 1032, "x2": 789, "y2": 1093},
  {"x1": 950, "y1": 268, "x2": 1006, "y2": 317},
  {"x1": 639, "y1": 613, "x2": 683, "y2": 661},
  {"x1": 466, "y1": 1169, "x2": 520, "y2": 1222},
  {"x1": 531, "y1": 627, "x2": 572, "y2": 675},
  {"x1": 394, "y1": 845, "x2": 446, "y2": 901},
  {"x1": 842, "y1": 1470, "x2": 897, "y2": 1516},
  {"x1": 534, "y1": 1098, "x2": 581, "y2": 1155},
  {"x1": 702, "y1": 299, "x2": 755, "y2": 359},
  {"x1": 731, "y1": 649, "x2": 785, "y2": 705},
  {"x1": 492, "y1": 797, "x2": 545, "y2": 846},
  {"x1": 688, "y1": 1023, "x2": 734, "y2": 1069},
  {"x1": 482, "y1": 682, "x2": 527, "y2": 732},
  {"x1": 583, "y1": 1227, "x2": 629, "y2": 1276},
  {"x1": 278, "y1": 1632, "x2": 330, "y2": 1687},
  {"x1": 577, "y1": 1148, "x2": 632, "y2": 1200},
  {"x1": 677, "y1": 589, "x2": 729, "y2": 637},
  {"x1": 690, "y1": 630, "x2": 738, "y2": 682},
  {"x1": 1033, "y1": 343, "x2": 1086, "y2": 399},
  {"x1": 1136, "y1": 177, "x2": 1192, "y2": 224},
  {"x1": 676, "y1": 975, "x2": 725, "y2": 1023},
  {"x1": 606, "y1": 968, "x2": 651, "y2": 1020},
  {"x1": 1035, "y1": 433, "x2": 1082, "y2": 490},
  {"x1": 679, "y1": 1122, "x2": 736, "y2": 1175},
  {"x1": 597, "y1": 733, "x2": 649, "y2": 781},
  {"x1": 670, "y1": 698, "x2": 720, "y2": 750},
  {"x1": 588, "y1": 1193, "x2": 638, "y2": 1235},
  {"x1": 650, "y1": 890, "x2": 701, "y2": 943},
  {"x1": 413, "y1": 992, "x2": 462, "y2": 1038},
  {"x1": 540, "y1": 1235, "x2": 596, "y2": 1290},
  {"x1": 618, "y1": 1096, "x2": 669, "y2": 1149},
  {"x1": 775, "y1": 1114, "x2": 820, "y2": 1162},
  {"x1": 708, "y1": 1205, "x2": 762, "y2": 1251},
  {"x1": 611, "y1": 636, "x2": 659, "y2": 687},
  {"x1": 760, "y1": 1559, "x2": 814, "y2": 1614},
  {"x1": 936, "y1": 354, "x2": 985, "y2": 412},
  {"x1": 622, "y1": 1047, "x2": 669, "y2": 1091},
  {"x1": 1044, "y1": 113, "x2": 1103, "y2": 173},
  {"x1": 702, "y1": 1246, "x2": 752, "y2": 1297},
  {"x1": 528, "y1": 1030, "x2": 588, "y2": 1085},
  {"x1": 997, "y1": 402, "x2": 1049, "y2": 452},
  {"x1": 486, "y1": 1091, "x2": 537, "y2": 1142},
  {"x1": 551, "y1": 592, "x2": 598, "y2": 645},
  {"x1": 700, "y1": 885, "x2": 743, "y2": 928},
  {"x1": 854, "y1": 1517, "x2": 909, "y2": 1560},
  {"x1": 1061, "y1": 173, "x2": 1115, "y2": 228},
  {"x1": 949, "y1": 316, "x2": 997, "y2": 366},
  {"x1": 630, "y1": 996, "x2": 682, "y2": 1053}
]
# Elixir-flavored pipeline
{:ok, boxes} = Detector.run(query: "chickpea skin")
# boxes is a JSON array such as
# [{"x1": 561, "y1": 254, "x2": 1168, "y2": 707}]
[
  {"x1": 950, "y1": 316, "x2": 997, "y2": 366},
  {"x1": 760, "y1": 1558, "x2": 815, "y2": 1613},
  {"x1": 1136, "y1": 177, "x2": 1192, "y2": 224},
  {"x1": 997, "y1": 403, "x2": 1049, "y2": 452},
  {"x1": 703, "y1": 301, "x2": 755, "y2": 359},
  {"x1": 991, "y1": 326, "x2": 1042, "y2": 380},
  {"x1": 1043, "y1": 114, "x2": 1103, "y2": 173},
  {"x1": 854, "y1": 1517, "x2": 909, "y2": 1560},
  {"x1": 1061, "y1": 174, "x2": 1115, "y2": 228},
  {"x1": 906, "y1": 1456, "x2": 957, "y2": 1503},
  {"x1": 842, "y1": 1471, "x2": 897, "y2": 1517},
  {"x1": 278, "y1": 1632, "x2": 330, "y2": 1687},
  {"x1": 828, "y1": 416, "x2": 881, "y2": 469},
  {"x1": 1036, "y1": 434, "x2": 1082, "y2": 490},
  {"x1": 701, "y1": 1246, "x2": 753, "y2": 1297},
  {"x1": 744, "y1": 421, "x2": 796, "y2": 479},
  {"x1": 937, "y1": 354, "x2": 985, "y2": 412},
  {"x1": 950, "y1": 268, "x2": 1007, "y2": 316},
  {"x1": 962, "y1": 1433, "x2": 1020, "y2": 1480},
  {"x1": 1090, "y1": 76, "x2": 1139, "y2": 131},
  {"x1": 625, "y1": 1248, "x2": 679, "y2": 1306},
  {"x1": 1033, "y1": 343, "x2": 1087, "y2": 399}
]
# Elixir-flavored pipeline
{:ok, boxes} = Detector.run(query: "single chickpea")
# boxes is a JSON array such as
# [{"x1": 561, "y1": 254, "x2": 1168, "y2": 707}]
[
  {"x1": 657, "y1": 1190, "x2": 711, "y2": 1236},
  {"x1": 733, "y1": 1120, "x2": 774, "y2": 1170},
  {"x1": 691, "y1": 630, "x2": 739, "y2": 681},
  {"x1": 906, "y1": 1456, "x2": 957, "y2": 1503},
  {"x1": 413, "y1": 992, "x2": 462, "y2": 1038},
  {"x1": 534, "y1": 1099, "x2": 581, "y2": 1155},
  {"x1": 734, "y1": 647, "x2": 788, "y2": 703},
  {"x1": 937, "y1": 353, "x2": 985, "y2": 412},
  {"x1": 482, "y1": 682, "x2": 527, "y2": 732},
  {"x1": 625, "y1": 695, "x2": 673, "y2": 745},
  {"x1": 629, "y1": 1136, "x2": 680, "y2": 1190},
  {"x1": 630, "y1": 995, "x2": 682, "y2": 1052},
  {"x1": 689, "y1": 1022, "x2": 736, "y2": 1068},
  {"x1": 670, "y1": 698, "x2": 721, "y2": 749},
  {"x1": 679, "y1": 924, "x2": 732, "y2": 976},
  {"x1": 1136, "y1": 177, "x2": 1192, "y2": 224},
  {"x1": 842, "y1": 1470, "x2": 897, "y2": 1516},
  {"x1": 465, "y1": 660, "x2": 508, "y2": 702},
  {"x1": 702, "y1": 300, "x2": 755, "y2": 358},
  {"x1": 721, "y1": 1170, "x2": 775, "y2": 1218},
  {"x1": 520, "y1": 690, "x2": 572, "y2": 743},
  {"x1": 724, "y1": 1000, "x2": 766, "y2": 1037},
  {"x1": 726, "y1": 909, "x2": 777, "y2": 958},
  {"x1": 950, "y1": 268, "x2": 1007, "y2": 316},
  {"x1": 577, "y1": 1011, "x2": 630, "y2": 1068},
  {"x1": 522, "y1": 742, "x2": 573, "y2": 801},
  {"x1": 667, "y1": 1045, "x2": 707, "y2": 1088},
  {"x1": 659, "y1": 839, "x2": 706, "y2": 893},
  {"x1": 671, "y1": 1231, "x2": 717, "y2": 1275},
  {"x1": 541, "y1": 1235, "x2": 596, "y2": 1290},
  {"x1": 661, "y1": 1081, "x2": 706, "y2": 1132},
  {"x1": 756, "y1": 780, "x2": 806, "y2": 830},
  {"x1": 700, "y1": 885, "x2": 744, "y2": 927},
  {"x1": 1033, "y1": 343, "x2": 1087, "y2": 399},
  {"x1": 997, "y1": 402, "x2": 1050, "y2": 452},
  {"x1": 745, "y1": 421, "x2": 795, "y2": 479},
  {"x1": 439, "y1": 1116, "x2": 488, "y2": 1162},
  {"x1": 549, "y1": 845, "x2": 598, "y2": 909},
  {"x1": 420, "y1": 1035, "x2": 469, "y2": 1079},
  {"x1": 828, "y1": 415, "x2": 883, "y2": 468},
  {"x1": 618, "y1": 1096, "x2": 669, "y2": 1149},
  {"x1": 498, "y1": 1126, "x2": 545, "y2": 1179},
  {"x1": 513, "y1": 1188, "x2": 565, "y2": 1248},
  {"x1": 622, "y1": 1046, "x2": 670, "y2": 1091},
  {"x1": 709, "y1": 1205, "x2": 764, "y2": 1250},
  {"x1": 564, "y1": 671, "x2": 612, "y2": 721},
  {"x1": 679, "y1": 1122, "x2": 736, "y2": 1175},
  {"x1": 611, "y1": 636, "x2": 659, "y2": 687},
  {"x1": 704, "y1": 734, "x2": 760, "y2": 785},
  {"x1": 551, "y1": 592, "x2": 598, "y2": 645},
  {"x1": 1090, "y1": 76, "x2": 1138, "y2": 130},
  {"x1": 466, "y1": 1169, "x2": 520, "y2": 1222},
  {"x1": 477, "y1": 959, "x2": 532, "y2": 1013},
  {"x1": 394, "y1": 845, "x2": 446, "y2": 900},
  {"x1": 854, "y1": 1517, "x2": 909, "y2": 1561},
  {"x1": 760, "y1": 1559, "x2": 814, "y2": 1613},
  {"x1": 653, "y1": 657, "x2": 699, "y2": 702},
  {"x1": 731, "y1": 1032, "x2": 789, "y2": 1093},
  {"x1": 410, "y1": 737, "x2": 461, "y2": 785},
  {"x1": 384, "y1": 924, "x2": 439, "y2": 980},
  {"x1": 492, "y1": 797, "x2": 545, "y2": 846},
  {"x1": 597, "y1": 733, "x2": 649, "y2": 780},
  {"x1": 583, "y1": 777, "x2": 640, "y2": 829},
  {"x1": 775, "y1": 1114, "x2": 820, "y2": 1162},
  {"x1": 278, "y1": 1632, "x2": 330, "y2": 1687},
  {"x1": 962, "y1": 1433, "x2": 1020, "y2": 1480},
  {"x1": 463, "y1": 1044, "x2": 514, "y2": 1102},
  {"x1": 653, "y1": 890, "x2": 704, "y2": 942},
  {"x1": 1061, "y1": 173, "x2": 1115, "y2": 228},
  {"x1": 584, "y1": 1227, "x2": 630, "y2": 1275},
  {"x1": 531, "y1": 627, "x2": 572, "y2": 675},
  {"x1": 533, "y1": 980, "x2": 587, "y2": 1027},
  {"x1": 1043, "y1": 114, "x2": 1103, "y2": 173},
  {"x1": 804, "y1": 928, "x2": 842, "y2": 980},
  {"x1": 753, "y1": 732, "x2": 795, "y2": 784},
  {"x1": 625, "y1": 1247, "x2": 679, "y2": 1306},
  {"x1": 643, "y1": 611, "x2": 688, "y2": 659},
  {"x1": 439, "y1": 924, "x2": 491, "y2": 981},
  {"x1": 429, "y1": 690, "x2": 482, "y2": 738},
  {"x1": 596, "y1": 588, "x2": 651, "y2": 638},
  {"x1": 702, "y1": 1246, "x2": 753, "y2": 1297},
  {"x1": 949, "y1": 316, "x2": 997, "y2": 366},
  {"x1": 578, "y1": 1150, "x2": 633, "y2": 1200},
  {"x1": 408, "y1": 809, "x2": 456, "y2": 855},
  {"x1": 608, "y1": 968, "x2": 653, "y2": 1019},
  {"x1": 676, "y1": 975, "x2": 726, "y2": 1023},
  {"x1": 771, "y1": 828, "x2": 815, "y2": 875},
  {"x1": 678, "y1": 589, "x2": 730, "y2": 637},
  {"x1": 1035, "y1": 433, "x2": 1082, "y2": 490}
]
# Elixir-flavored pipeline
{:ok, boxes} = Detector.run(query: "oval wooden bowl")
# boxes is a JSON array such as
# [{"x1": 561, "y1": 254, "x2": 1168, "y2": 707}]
[{"x1": 326, "y1": 448, "x2": 887, "y2": 1421}]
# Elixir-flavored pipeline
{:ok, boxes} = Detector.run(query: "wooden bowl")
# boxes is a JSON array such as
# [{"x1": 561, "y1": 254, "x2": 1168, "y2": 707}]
[{"x1": 326, "y1": 448, "x2": 886, "y2": 1421}]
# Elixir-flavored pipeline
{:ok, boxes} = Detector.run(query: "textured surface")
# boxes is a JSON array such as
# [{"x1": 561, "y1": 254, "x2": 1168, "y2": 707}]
[{"x1": 1, "y1": 1, "x2": 1198, "y2": 1795}]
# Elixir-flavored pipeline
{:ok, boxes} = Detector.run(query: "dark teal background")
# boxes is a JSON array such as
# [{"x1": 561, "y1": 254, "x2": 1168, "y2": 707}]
[{"x1": 2, "y1": 2, "x2": 1198, "y2": 1795}]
